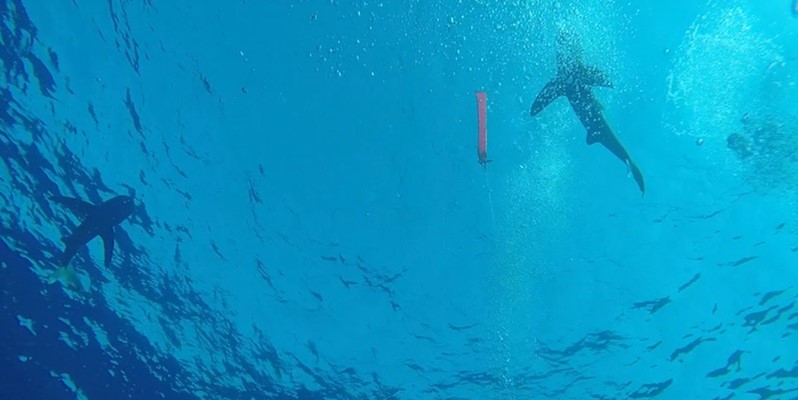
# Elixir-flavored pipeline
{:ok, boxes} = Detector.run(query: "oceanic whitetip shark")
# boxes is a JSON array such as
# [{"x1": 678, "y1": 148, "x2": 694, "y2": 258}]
[
  {"x1": 530, "y1": 31, "x2": 646, "y2": 195},
  {"x1": 47, "y1": 195, "x2": 134, "y2": 289}
]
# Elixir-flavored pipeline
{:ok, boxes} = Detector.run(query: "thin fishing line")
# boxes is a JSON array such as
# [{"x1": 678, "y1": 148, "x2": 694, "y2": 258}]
[{"x1": 484, "y1": 169, "x2": 497, "y2": 231}]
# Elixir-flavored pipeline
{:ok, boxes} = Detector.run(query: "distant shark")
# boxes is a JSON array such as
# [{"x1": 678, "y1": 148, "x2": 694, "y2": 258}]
[
  {"x1": 530, "y1": 31, "x2": 645, "y2": 195},
  {"x1": 47, "y1": 195, "x2": 134, "y2": 288}
]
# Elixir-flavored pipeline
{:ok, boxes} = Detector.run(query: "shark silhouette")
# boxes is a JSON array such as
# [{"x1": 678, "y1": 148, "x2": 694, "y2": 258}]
[
  {"x1": 530, "y1": 31, "x2": 645, "y2": 195},
  {"x1": 51, "y1": 195, "x2": 134, "y2": 267}
]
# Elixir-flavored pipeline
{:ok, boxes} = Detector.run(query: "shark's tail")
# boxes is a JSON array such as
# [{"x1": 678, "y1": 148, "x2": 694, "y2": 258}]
[
  {"x1": 590, "y1": 115, "x2": 646, "y2": 195},
  {"x1": 627, "y1": 160, "x2": 646, "y2": 196}
]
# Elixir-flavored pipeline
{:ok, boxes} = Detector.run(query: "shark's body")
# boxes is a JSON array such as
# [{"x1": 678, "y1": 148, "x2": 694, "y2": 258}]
[
  {"x1": 52, "y1": 195, "x2": 134, "y2": 266},
  {"x1": 530, "y1": 33, "x2": 645, "y2": 195}
]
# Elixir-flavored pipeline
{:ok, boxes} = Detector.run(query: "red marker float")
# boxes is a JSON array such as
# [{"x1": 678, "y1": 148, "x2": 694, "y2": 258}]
[
  {"x1": 475, "y1": 90, "x2": 496, "y2": 229},
  {"x1": 476, "y1": 91, "x2": 490, "y2": 169}
]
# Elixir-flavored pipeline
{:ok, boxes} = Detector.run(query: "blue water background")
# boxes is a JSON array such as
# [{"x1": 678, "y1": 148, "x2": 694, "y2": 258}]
[{"x1": 2, "y1": 0, "x2": 798, "y2": 399}]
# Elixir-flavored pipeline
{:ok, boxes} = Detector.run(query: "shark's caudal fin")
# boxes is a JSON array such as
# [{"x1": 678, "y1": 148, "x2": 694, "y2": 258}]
[
  {"x1": 627, "y1": 159, "x2": 646, "y2": 196},
  {"x1": 588, "y1": 116, "x2": 646, "y2": 195}
]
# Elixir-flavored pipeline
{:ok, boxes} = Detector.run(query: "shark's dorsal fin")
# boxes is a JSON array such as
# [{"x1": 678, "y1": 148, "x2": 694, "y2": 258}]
[{"x1": 51, "y1": 196, "x2": 96, "y2": 219}]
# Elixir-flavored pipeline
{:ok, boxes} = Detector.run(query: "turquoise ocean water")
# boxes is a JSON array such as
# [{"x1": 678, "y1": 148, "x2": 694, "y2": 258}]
[{"x1": 2, "y1": 1, "x2": 798, "y2": 399}]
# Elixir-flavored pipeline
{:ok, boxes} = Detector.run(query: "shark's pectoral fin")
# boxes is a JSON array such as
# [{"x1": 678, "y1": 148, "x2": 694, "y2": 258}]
[
  {"x1": 100, "y1": 228, "x2": 115, "y2": 266},
  {"x1": 60, "y1": 234, "x2": 81, "y2": 267},
  {"x1": 531, "y1": 79, "x2": 565, "y2": 116},
  {"x1": 51, "y1": 196, "x2": 96, "y2": 219}
]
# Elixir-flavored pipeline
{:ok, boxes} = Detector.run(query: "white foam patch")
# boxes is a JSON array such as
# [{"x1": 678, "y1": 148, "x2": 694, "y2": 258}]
[{"x1": 664, "y1": 2, "x2": 782, "y2": 141}]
